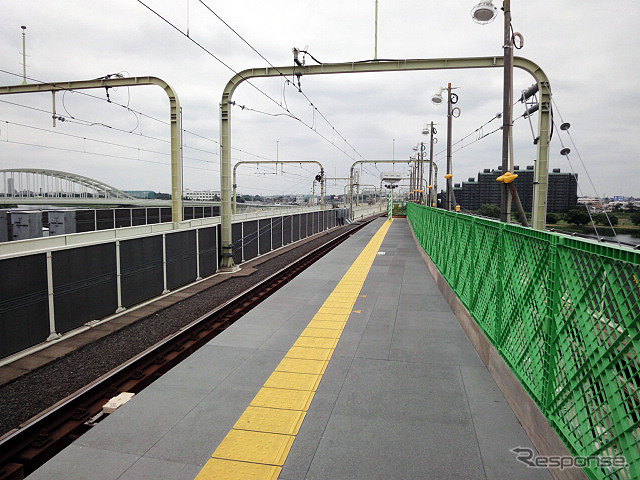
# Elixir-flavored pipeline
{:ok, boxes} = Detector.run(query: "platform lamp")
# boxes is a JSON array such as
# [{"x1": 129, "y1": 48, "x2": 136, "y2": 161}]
[
  {"x1": 472, "y1": 0, "x2": 513, "y2": 222},
  {"x1": 422, "y1": 122, "x2": 437, "y2": 207},
  {"x1": 431, "y1": 84, "x2": 460, "y2": 210}
]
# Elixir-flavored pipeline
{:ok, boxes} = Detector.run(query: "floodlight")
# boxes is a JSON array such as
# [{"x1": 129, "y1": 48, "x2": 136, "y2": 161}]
[
  {"x1": 471, "y1": 1, "x2": 498, "y2": 24},
  {"x1": 431, "y1": 88, "x2": 444, "y2": 105}
]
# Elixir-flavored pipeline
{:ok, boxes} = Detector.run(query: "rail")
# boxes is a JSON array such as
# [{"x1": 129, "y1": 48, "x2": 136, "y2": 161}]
[{"x1": 407, "y1": 203, "x2": 640, "y2": 480}]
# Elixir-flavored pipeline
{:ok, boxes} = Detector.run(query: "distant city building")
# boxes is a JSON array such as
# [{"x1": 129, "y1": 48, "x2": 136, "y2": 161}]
[
  {"x1": 183, "y1": 189, "x2": 220, "y2": 201},
  {"x1": 6, "y1": 178, "x2": 14, "y2": 195},
  {"x1": 453, "y1": 165, "x2": 578, "y2": 213}
]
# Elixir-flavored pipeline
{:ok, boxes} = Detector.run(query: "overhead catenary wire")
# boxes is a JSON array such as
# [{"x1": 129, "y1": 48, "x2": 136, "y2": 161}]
[
  {"x1": 551, "y1": 98, "x2": 621, "y2": 245},
  {"x1": 137, "y1": 0, "x2": 367, "y2": 164}
]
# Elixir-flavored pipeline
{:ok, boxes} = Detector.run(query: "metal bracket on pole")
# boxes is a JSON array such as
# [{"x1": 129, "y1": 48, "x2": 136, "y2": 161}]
[{"x1": 0, "y1": 77, "x2": 183, "y2": 223}]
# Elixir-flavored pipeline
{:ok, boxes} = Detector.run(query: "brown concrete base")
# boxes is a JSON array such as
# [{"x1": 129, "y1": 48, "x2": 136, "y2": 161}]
[{"x1": 408, "y1": 222, "x2": 588, "y2": 480}]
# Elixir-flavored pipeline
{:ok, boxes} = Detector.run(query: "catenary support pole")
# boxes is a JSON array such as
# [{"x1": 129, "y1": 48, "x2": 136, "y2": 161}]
[{"x1": 219, "y1": 56, "x2": 552, "y2": 267}]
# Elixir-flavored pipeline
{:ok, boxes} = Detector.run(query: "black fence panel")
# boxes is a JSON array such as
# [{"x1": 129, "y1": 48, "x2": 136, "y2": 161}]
[
  {"x1": 301, "y1": 213, "x2": 313, "y2": 238},
  {"x1": 283, "y1": 215, "x2": 292, "y2": 245},
  {"x1": 0, "y1": 254, "x2": 49, "y2": 358},
  {"x1": 115, "y1": 209, "x2": 131, "y2": 228},
  {"x1": 199, "y1": 227, "x2": 218, "y2": 277},
  {"x1": 243, "y1": 220, "x2": 258, "y2": 261},
  {"x1": 120, "y1": 236, "x2": 164, "y2": 308},
  {"x1": 272, "y1": 216, "x2": 283, "y2": 249},
  {"x1": 76, "y1": 209, "x2": 95, "y2": 232},
  {"x1": 232, "y1": 222, "x2": 243, "y2": 265},
  {"x1": 292, "y1": 214, "x2": 300, "y2": 242},
  {"x1": 52, "y1": 243, "x2": 118, "y2": 333},
  {"x1": 259, "y1": 219, "x2": 271, "y2": 255},
  {"x1": 96, "y1": 210, "x2": 115, "y2": 230},
  {"x1": 166, "y1": 230, "x2": 197, "y2": 290},
  {"x1": 147, "y1": 208, "x2": 160, "y2": 224},
  {"x1": 212, "y1": 206, "x2": 221, "y2": 216},
  {"x1": 183, "y1": 207, "x2": 194, "y2": 220},
  {"x1": 132, "y1": 208, "x2": 146, "y2": 226},
  {"x1": 160, "y1": 208, "x2": 172, "y2": 223},
  {"x1": 313, "y1": 211, "x2": 319, "y2": 234}
]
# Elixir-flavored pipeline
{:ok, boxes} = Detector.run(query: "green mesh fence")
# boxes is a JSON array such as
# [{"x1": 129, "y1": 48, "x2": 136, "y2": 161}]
[{"x1": 407, "y1": 203, "x2": 640, "y2": 480}]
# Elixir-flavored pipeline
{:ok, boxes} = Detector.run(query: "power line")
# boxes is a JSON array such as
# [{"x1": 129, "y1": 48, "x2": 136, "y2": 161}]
[{"x1": 138, "y1": 0, "x2": 367, "y2": 163}]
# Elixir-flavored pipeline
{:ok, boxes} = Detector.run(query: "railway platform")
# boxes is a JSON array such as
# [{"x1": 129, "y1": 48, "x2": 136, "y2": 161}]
[{"x1": 27, "y1": 217, "x2": 550, "y2": 480}]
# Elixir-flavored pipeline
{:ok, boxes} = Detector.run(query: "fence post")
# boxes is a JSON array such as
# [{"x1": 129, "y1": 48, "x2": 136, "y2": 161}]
[
  {"x1": 543, "y1": 235, "x2": 561, "y2": 412},
  {"x1": 45, "y1": 251, "x2": 59, "y2": 340},
  {"x1": 162, "y1": 233, "x2": 169, "y2": 294},
  {"x1": 115, "y1": 240, "x2": 125, "y2": 312},
  {"x1": 195, "y1": 228, "x2": 202, "y2": 280}
]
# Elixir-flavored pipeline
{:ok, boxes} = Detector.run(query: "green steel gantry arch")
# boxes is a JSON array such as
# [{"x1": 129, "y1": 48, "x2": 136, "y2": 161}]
[{"x1": 219, "y1": 56, "x2": 552, "y2": 268}]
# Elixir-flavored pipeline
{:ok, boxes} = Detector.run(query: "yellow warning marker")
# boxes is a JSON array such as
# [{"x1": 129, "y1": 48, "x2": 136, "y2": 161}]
[
  {"x1": 286, "y1": 346, "x2": 334, "y2": 361},
  {"x1": 275, "y1": 358, "x2": 328, "y2": 375},
  {"x1": 211, "y1": 429, "x2": 294, "y2": 465},
  {"x1": 250, "y1": 388, "x2": 315, "y2": 411},
  {"x1": 234, "y1": 406, "x2": 306, "y2": 435},
  {"x1": 195, "y1": 219, "x2": 393, "y2": 480},
  {"x1": 197, "y1": 458, "x2": 280, "y2": 480}
]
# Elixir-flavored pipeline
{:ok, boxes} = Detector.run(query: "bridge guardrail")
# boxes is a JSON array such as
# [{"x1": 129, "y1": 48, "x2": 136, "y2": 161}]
[{"x1": 407, "y1": 203, "x2": 640, "y2": 480}]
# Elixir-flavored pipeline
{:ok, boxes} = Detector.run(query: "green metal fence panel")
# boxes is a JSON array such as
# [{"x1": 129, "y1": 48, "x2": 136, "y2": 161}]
[{"x1": 407, "y1": 203, "x2": 640, "y2": 480}]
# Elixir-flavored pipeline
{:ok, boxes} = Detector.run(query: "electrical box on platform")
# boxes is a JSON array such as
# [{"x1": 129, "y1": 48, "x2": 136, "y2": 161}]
[
  {"x1": 11, "y1": 211, "x2": 43, "y2": 240},
  {"x1": 48, "y1": 210, "x2": 77, "y2": 236}
]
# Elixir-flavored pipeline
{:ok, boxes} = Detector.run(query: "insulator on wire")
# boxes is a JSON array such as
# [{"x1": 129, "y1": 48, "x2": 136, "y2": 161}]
[{"x1": 521, "y1": 83, "x2": 539, "y2": 102}]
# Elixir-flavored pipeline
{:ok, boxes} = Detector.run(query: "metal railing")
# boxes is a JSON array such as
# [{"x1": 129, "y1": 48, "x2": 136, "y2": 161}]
[{"x1": 407, "y1": 203, "x2": 640, "y2": 480}]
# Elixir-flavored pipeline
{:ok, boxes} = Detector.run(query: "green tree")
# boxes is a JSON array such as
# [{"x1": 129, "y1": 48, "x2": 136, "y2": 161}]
[
  {"x1": 546, "y1": 212, "x2": 559, "y2": 224},
  {"x1": 477, "y1": 203, "x2": 500, "y2": 218},
  {"x1": 565, "y1": 209, "x2": 590, "y2": 226},
  {"x1": 630, "y1": 212, "x2": 640, "y2": 226},
  {"x1": 594, "y1": 213, "x2": 618, "y2": 226}
]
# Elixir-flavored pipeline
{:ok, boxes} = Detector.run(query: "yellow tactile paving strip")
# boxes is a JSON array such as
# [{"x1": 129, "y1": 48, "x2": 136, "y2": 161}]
[{"x1": 195, "y1": 219, "x2": 392, "y2": 480}]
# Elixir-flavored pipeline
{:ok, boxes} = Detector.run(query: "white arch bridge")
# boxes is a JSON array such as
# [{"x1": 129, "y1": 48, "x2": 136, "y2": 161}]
[{"x1": 0, "y1": 168, "x2": 168, "y2": 206}]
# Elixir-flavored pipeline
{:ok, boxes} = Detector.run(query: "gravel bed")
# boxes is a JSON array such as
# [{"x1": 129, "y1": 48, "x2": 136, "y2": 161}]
[{"x1": 0, "y1": 222, "x2": 362, "y2": 436}]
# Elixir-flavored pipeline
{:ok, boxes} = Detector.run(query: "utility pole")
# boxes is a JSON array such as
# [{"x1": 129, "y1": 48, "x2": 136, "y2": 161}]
[
  {"x1": 374, "y1": 0, "x2": 379, "y2": 60},
  {"x1": 500, "y1": 0, "x2": 513, "y2": 223},
  {"x1": 446, "y1": 83, "x2": 453, "y2": 211},
  {"x1": 428, "y1": 121, "x2": 435, "y2": 207},
  {"x1": 20, "y1": 26, "x2": 27, "y2": 85},
  {"x1": 419, "y1": 142, "x2": 425, "y2": 204}
]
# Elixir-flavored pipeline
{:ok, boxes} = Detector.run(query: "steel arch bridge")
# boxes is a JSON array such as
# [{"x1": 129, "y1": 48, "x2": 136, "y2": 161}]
[{"x1": 0, "y1": 168, "x2": 136, "y2": 204}]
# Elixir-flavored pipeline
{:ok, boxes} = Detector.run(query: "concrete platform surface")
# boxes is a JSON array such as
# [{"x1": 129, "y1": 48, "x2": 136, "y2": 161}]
[{"x1": 27, "y1": 218, "x2": 550, "y2": 480}]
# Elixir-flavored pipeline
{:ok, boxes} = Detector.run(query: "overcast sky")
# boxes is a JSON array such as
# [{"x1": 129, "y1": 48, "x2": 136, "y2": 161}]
[{"x1": 1, "y1": 0, "x2": 639, "y2": 198}]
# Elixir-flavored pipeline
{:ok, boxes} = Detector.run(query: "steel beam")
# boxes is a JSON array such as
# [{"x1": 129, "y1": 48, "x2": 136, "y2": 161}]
[{"x1": 0, "y1": 77, "x2": 183, "y2": 222}]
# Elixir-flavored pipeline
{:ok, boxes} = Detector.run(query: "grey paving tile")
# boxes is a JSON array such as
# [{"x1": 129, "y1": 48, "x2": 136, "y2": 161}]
[
  {"x1": 389, "y1": 327, "x2": 483, "y2": 367},
  {"x1": 27, "y1": 445, "x2": 138, "y2": 480},
  {"x1": 143, "y1": 382, "x2": 257, "y2": 466},
  {"x1": 303, "y1": 414, "x2": 485, "y2": 480},
  {"x1": 207, "y1": 325, "x2": 280, "y2": 349},
  {"x1": 332, "y1": 358, "x2": 471, "y2": 422},
  {"x1": 118, "y1": 457, "x2": 201, "y2": 480},
  {"x1": 397, "y1": 294, "x2": 452, "y2": 312},
  {"x1": 151, "y1": 345, "x2": 255, "y2": 395},
  {"x1": 77, "y1": 386, "x2": 208, "y2": 456},
  {"x1": 460, "y1": 365, "x2": 553, "y2": 480}
]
